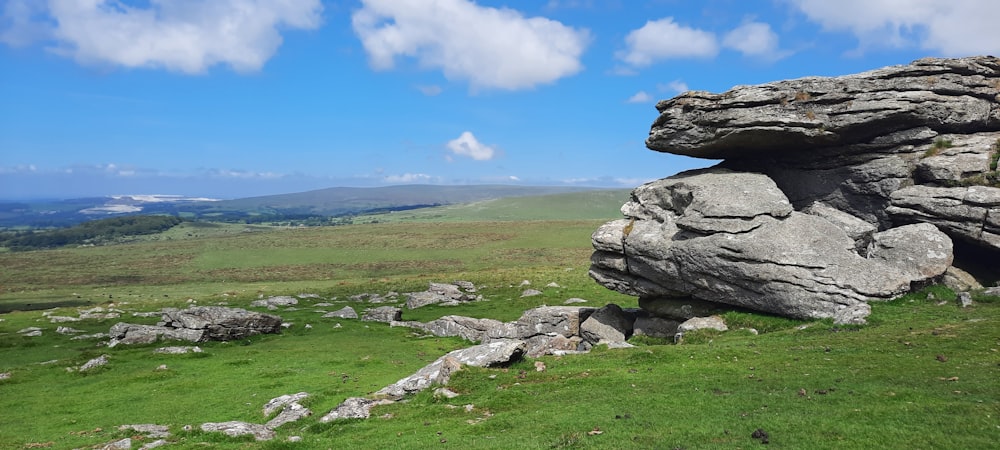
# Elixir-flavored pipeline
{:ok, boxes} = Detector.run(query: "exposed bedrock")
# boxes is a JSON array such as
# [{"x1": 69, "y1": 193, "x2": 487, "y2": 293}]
[
  {"x1": 590, "y1": 170, "x2": 952, "y2": 321},
  {"x1": 591, "y1": 56, "x2": 999, "y2": 321}
]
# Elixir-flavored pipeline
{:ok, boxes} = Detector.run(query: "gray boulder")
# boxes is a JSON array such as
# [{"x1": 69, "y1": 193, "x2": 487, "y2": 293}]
[
  {"x1": 361, "y1": 306, "x2": 402, "y2": 323},
  {"x1": 590, "y1": 169, "x2": 953, "y2": 320},
  {"x1": 405, "y1": 282, "x2": 476, "y2": 309},
  {"x1": 398, "y1": 315, "x2": 505, "y2": 342},
  {"x1": 647, "y1": 57, "x2": 1000, "y2": 159},
  {"x1": 160, "y1": 306, "x2": 282, "y2": 341},
  {"x1": 109, "y1": 306, "x2": 281, "y2": 346},
  {"x1": 580, "y1": 304, "x2": 633, "y2": 345},
  {"x1": 319, "y1": 397, "x2": 395, "y2": 422},
  {"x1": 200, "y1": 421, "x2": 274, "y2": 441},
  {"x1": 322, "y1": 306, "x2": 358, "y2": 319},
  {"x1": 677, "y1": 316, "x2": 728, "y2": 333},
  {"x1": 888, "y1": 185, "x2": 1000, "y2": 250},
  {"x1": 375, "y1": 340, "x2": 525, "y2": 399},
  {"x1": 250, "y1": 296, "x2": 298, "y2": 310}
]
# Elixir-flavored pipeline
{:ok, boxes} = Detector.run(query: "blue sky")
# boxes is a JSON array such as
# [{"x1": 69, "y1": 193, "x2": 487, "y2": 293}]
[{"x1": 2, "y1": 0, "x2": 998, "y2": 199}]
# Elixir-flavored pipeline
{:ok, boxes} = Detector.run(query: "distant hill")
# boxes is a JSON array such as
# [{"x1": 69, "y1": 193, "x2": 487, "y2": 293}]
[{"x1": 0, "y1": 185, "x2": 619, "y2": 228}]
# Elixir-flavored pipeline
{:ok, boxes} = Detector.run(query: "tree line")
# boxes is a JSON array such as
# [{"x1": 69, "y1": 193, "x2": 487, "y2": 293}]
[{"x1": 0, "y1": 215, "x2": 184, "y2": 251}]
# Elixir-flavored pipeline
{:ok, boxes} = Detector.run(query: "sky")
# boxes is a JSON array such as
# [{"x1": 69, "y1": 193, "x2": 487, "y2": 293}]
[{"x1": 2, "y1": 0, "x2": 999, "y2": 200}]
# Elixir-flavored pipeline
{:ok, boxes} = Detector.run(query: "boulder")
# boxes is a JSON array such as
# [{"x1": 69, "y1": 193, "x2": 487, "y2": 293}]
[
  {"x1": 264, "y1": 402, "x2": 311, "y2": 429},
  {"x1": 263, "y1": 392, "x2": 309, "y2": 417},
  {"x1": 322, "y1": 306, "x2": 358, "y2": 319},
  {"x1": 646, "y1": 57, "x2": 1000, "y2": 159},
  {"x1": 319, "y1": 397, "x2": 395, "y2": 422},
  {"x1": 399, "y1": 315, "x2": 505, "y2": 342},
  {"x1": 250, "y1": 296, "x2": 298, "y2": 310},
  {"x1": 405, "y1": 282, "x2": 476, "y2": 308},
  {"x1": 159, "y1": 306, "x2": 282, "y2": 341},
  {"x1": 495, "y1": 306, "x2": 594, "y2": 339},
  {"x1": 361, "y1": 306, "x2": 402, "y2": 323},
  {"x1": 375, "y1": 340, "x2": 525, "y2": 399},
  {"x1": 579, "y1": 304, "x2": 634, "y2": 345},
  {"x1": 677, "y1": 316, "x2": 728, "y2": 333},
  {"x1": 591, "y1": 169, "x2": 952, "y2": 320},
  {"x1": 108, "y1": 307, "x2": 281, "y2": 346},
  {"x1": 888, "y1": 185, "x2": 1000, "y2": 250},
  {"x1": 200, "y1": 421, "x2": 274, "y2": 441}
]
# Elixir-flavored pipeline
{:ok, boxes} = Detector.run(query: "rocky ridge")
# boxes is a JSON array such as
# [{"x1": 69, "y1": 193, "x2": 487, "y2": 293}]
[{"x1": 591, "y1": 56, "x2": 1000, "y2": 323}]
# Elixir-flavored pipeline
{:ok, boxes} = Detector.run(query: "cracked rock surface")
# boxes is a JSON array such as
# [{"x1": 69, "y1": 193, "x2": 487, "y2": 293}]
[{"x1": 590, "y1": 169, "x2": 952, "y2": 321}]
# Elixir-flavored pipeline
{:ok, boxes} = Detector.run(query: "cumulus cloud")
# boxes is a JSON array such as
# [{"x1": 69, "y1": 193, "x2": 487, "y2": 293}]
[
  {"x1": 722, "y1": 21, "x2": 789, "y2": 61},
  {"x1": 788, "y1": 0, "x2": 1000, "y2": 56},
  {"x1": 617, "y1": 17, "x2": 718, "y2": 67},
  {"x1": 0, "y1": 0, "x2": 323, "y2": 73},
  {"x1": 658, "y1": 80, "x2": 689, "y2": 94},
  {"x1": 626, "y1": 91, "x2": 652, "y2": 103},
  {"x1": 446, "y1": 131, "x2": 497, "y2": 161},
  {"x1": 351, "y1": 0, "x2": 590, "y2": 91}
]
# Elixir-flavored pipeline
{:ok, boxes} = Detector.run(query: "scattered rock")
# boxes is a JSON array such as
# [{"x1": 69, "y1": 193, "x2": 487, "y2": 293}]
[
  {"x1": 263, "y1": 392, "x2": 309, "y2": 416},
  {"x1": 79, "y1": 354, "x2": 110, "y2": 372},
  {"x1": 361, "y1": 306, "x2": 402, "y2": 323},
  {"x1": 265, "y1": 402, "x2": 311, "y2": 429},
  {"x1": 396, "y1": 315, "x2": 505, "y2": 342},
  {"x1": 200, "y1": 421, "x2": 275, "y2": 441},
  {"x1": 319, "y1": 397, "x2": 395, "y2": 422},
  {"x1": 18, "y1": 327, "x2": 43, "y2": 337},
  {"x1": 678, "y1": 316, "x2": 728, "y2": 333},
  {"x1": 98, "y1": 438, "x2": 131, "y2": 449},
  {"x1": 564, "y1": 298, "x2": 588, "y2": 304},
  {"x1": 108, "y1": 306, "x2": 282, "y2": 346},
  {"x1": 56, "y1": 326, "x2": 85, "y2": 335},
  {"x1": 119, "y1": 424, "x2": 170, "y2": 439},
  {"x1": 375, "y1": 340, "x2": 525, "y2": 399},
  {"x1": 251, "y1": 296, "x2": 298, "y2": 310},
  {"x1": 520, "y1": 289, "x2": 542, "y2": 298},
  {"x1": 958, "y1": 292, "x2": 974, "y2": 308},
  {"x1": 323, "y1": 306, "x2": 358, "y2": 319}
]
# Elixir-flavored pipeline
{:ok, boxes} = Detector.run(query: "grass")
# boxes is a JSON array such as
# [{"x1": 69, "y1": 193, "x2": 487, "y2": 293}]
[
  {"x1": 1, "y1": 220, "x2": 999, "y2": 448},
  {"x1": 922, "y1": 137, "x2": 954, "y2": 158}
]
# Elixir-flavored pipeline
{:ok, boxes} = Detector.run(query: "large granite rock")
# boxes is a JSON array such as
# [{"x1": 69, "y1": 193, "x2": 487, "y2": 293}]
[
  {"x1": 592, "y1": 56, "x2": 999, "y2": 321},
  {"x1": 590, "y1": 169, "x2": 953, "y2": 320},
  {"x1": 108, "y1": 306, "x2": 281, "y2": 346},
  {"x1": 888, "y1": 184, "x2": 1000, "y2": 249},
  {"x1": 647, "y1": 57, "x2": 1000, "y2": 159}
]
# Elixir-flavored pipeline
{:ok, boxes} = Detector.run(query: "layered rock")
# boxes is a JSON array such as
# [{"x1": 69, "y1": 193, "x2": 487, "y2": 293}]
[
  {"x1": 592, "y1": 56, "x2": 999, "y2": 322},
  {"x1": 109, "y1": 306, "x2": 281, "y2": 346}
]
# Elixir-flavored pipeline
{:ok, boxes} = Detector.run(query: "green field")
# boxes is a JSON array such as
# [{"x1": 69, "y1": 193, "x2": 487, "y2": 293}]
[{"x1": 1, "y1": 213, "x2": 998, "y2": 448}]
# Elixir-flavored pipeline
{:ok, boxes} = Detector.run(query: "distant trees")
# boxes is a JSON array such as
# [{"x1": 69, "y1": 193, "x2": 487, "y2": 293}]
[{"x1": 0, "y1": 215, "x2": 183, "y2": 251}]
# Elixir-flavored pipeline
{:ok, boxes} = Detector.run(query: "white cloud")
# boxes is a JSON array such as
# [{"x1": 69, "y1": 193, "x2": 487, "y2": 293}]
[
  {"x1": 351, "y1": 0, "x2": 590, "y2": 91},
  {"x1": 626, "y1": 91, "x2": 652, "y2": 103},
  {"x1": 446, "y1": 131, "x2": 497, "y2": 161},
  {"x1": 788, "y1": 0, "x2": 1000, "y2": 56},
  {"x1": 722, "y1": 21, "x2": 789, "y2": 61},
  {"x1": 384, "y1": 173, "x2": 436, "y2": 183},
  {"x1": 617, "y1": 17, "x2": 718, "y2": 67},
  {"x1": 658, "y1": 80, "x2": 689, "y2": 94},
  {"x1": 0, "y1": 0, "x2": 323, "y2": 73}
]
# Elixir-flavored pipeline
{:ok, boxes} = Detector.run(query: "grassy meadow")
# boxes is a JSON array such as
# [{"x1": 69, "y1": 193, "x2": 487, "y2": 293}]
[{"x1": 1, "y1": 207, "x2": 998, "y2": 448}]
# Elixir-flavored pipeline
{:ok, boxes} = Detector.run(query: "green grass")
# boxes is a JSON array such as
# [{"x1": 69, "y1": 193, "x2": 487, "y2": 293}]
[
  {"x1": 352, "y1": 190, "x2": 630, "y2": 223},
  {"x1": 1, "y1": 221, "x2": 998, "y2": 449}
]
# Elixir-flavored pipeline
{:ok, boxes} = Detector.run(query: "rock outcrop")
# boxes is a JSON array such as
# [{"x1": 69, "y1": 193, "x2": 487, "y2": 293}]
[
  {"x1": 108, "y1": 306, "x2": 281, "y2": 346},
  {"x1": 592, "y1": 56, "x2": 1000, "y2": 322}
]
